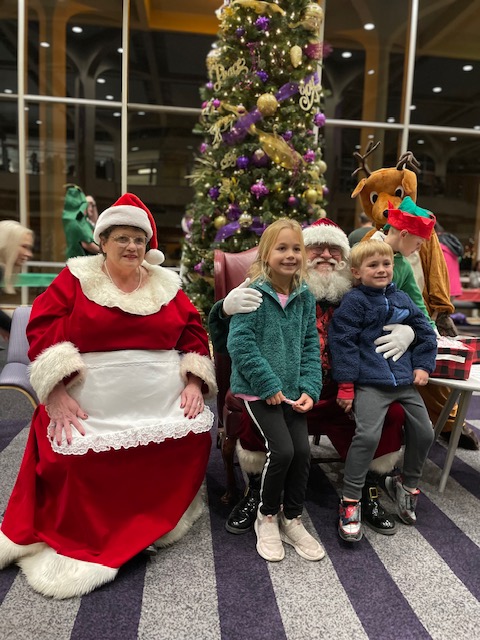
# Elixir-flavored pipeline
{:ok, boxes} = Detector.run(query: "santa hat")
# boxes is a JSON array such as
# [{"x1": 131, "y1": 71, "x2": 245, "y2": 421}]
[
  {"x1": 387, "y1": 197, "x2": 436, "y2": 240},
  {"x1": 302, "y1": 218, "x2": 350, "y2": 259},
  {"x1": 94, "y1": 193, "x2": 165, "y2": 265}
]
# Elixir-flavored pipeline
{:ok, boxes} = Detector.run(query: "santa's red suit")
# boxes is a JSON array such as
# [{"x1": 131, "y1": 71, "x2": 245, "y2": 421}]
[{"x1": 0, "y1": 255, "x2": 216, "y2": 598}]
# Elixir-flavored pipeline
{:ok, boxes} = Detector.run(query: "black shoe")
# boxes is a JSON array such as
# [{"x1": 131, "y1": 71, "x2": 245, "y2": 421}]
[
  {"x1": 362, "y1": 482, "x2": 397, "y2": 535},
  {"x1": 440, "y1": 424, "x2": 480, "y2": 451},
  {"x1": 225, "y1": 487, "x2": 260, "y2": 534}
]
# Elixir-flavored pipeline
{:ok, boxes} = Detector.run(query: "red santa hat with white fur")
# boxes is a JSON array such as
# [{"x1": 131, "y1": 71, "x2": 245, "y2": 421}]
[
  {"x1": 302, "y1": 217, "x2": 350, "y2": 260},
  {"x1": 94, "y1": 193, "x2": 165, "y2": 265}
]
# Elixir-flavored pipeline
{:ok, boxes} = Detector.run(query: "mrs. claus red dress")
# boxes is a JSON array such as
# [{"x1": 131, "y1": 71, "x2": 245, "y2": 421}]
[{"x1": 0, "y1": 255, "x2": 216, "y2": 598}]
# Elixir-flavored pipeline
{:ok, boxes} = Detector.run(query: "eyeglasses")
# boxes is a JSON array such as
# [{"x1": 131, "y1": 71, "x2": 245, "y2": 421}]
[
  {"x1": 309, "y1": 244, "x2": 342, "y2": 257},
  {"x1": 111, "y1": 235, "x2": 147, "y2": 247}
]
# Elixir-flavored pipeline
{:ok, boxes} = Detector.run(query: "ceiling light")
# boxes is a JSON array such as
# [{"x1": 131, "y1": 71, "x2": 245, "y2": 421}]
[
  {"x1": 367, "y1": 134, "x2": 374, "y2": 139},
  {"x1": 432, "y1": 86, "x2": 442, "y2": 93},
  {"x1": 410, "y1": 105, "x2": 417, "y2": 110},
  {"x1": 40, "y1": 41, "x2": 50, "y2": 48},
  {"x1": 106, "y1": 95, "x2": 114, "y2": 100},
  {"x1": 117, "y1": 48, "x2": 123, "y2": 54},
  {"x1": 367, "y1": 69, "x2": 375, "y2": 75},
  {"x1": 4, "y1": 88, "x2": 12, "y2": 94},
  {"x1": 474, "y1": 125, "x2": 480, "y2": 131},
  {"x1": 36, "y1": 120, "x2": 42, "y2": 125},
  {"x1": 138, "y1": 168, "x2": 157, "y2": 175},
  {"x1": 364, "y1": 23, "x2": 375, "y2": 31},
  {"x1": 449, "y1": 136, "x2": 457, "y2": 141},
  {"x1": 97, "y1": 78, "x2": 106, "y2": 84},
  {"x1": 137, "y1": 111, "x2": 145, "y2": 116},
  {"x1": 417, "y1": 139, "x2": 424, "y2": 144},
  {"x1": 113, "y1": 112, "x2": 121, "y2": 117},
  {"x1": 463, "y1": 64, "x2": 473, "y2": 71},
  {"x1": 131, "y1": 146, "x2": 139, "y2": 151},
  {"x1": 387, "y1": 117, "x2": 395, "y2": 123},
  {"x1": 341, "y1": 51, "x2": 352, "y2": 59},
  {"x1": 72, "y1": 26, "x2": 83, "y2": 34}
]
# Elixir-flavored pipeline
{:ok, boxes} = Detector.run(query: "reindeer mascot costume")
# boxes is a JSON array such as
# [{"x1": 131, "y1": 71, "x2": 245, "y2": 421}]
[{"x1": 351, "y1": 141, "x2": 478, "y2": 449}]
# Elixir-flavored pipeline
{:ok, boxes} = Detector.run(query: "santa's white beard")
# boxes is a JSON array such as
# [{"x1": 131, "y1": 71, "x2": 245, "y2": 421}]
[{"x1": 306, "y1": 261, "x2": 352, "y2": 303}]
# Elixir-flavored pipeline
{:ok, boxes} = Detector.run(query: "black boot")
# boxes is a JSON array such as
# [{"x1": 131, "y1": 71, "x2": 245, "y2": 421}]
[
  {"x1": 362, "y1": 477, "x2": 397, "y2": 535},
  {"x1": 225, "y1": 474, "x2": 261, "y2": 534}
]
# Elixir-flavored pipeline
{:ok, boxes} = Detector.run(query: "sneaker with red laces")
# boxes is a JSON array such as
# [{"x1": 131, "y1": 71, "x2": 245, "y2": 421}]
[
  {"x1": 338, "y1": 500, "x2": 362, "y2": 542},
  {"x1": 384, "y1": 475, "x2": 419, "y2": 525}
]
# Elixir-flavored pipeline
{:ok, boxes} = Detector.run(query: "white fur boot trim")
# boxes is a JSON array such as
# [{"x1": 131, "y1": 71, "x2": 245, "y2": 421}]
[
  {"x1": 154, "y1": 485, "x2": 205, "y2": 549},
  {"x1": 0, "y1": 530, "x2": 47, "y2": 569},
  {"x1": 369, "y1": 449, "x2": 403, "y2": 475},
  {"x1": 17, "y1": 546, "x2": 118, "y2": 599},
  {"x1": 236, "y1": 441, "x2": 266, "y2": 475}
]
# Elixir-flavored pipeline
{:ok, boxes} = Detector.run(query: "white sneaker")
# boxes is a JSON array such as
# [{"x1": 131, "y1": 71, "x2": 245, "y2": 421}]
[
  {"x1": 254, "y1": 510, "x2": 285, "y2": 562},
  {"x1": 279, "y1": 514, "x2": 325, "y2": 561}
]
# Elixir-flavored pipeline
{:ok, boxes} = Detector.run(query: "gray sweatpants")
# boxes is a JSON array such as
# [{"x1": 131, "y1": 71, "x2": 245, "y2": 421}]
[{"x1": 343, "y1": 384, "x2": 434, "y2": 500}]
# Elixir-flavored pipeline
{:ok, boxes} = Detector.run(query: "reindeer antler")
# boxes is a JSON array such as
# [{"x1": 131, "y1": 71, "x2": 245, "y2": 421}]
[
  {"x1": 352, "y1": 140, "x2": 381, "y2": 178},
  {"x1": 396, "y1": 151, "x2": 421, "y2": 174}
]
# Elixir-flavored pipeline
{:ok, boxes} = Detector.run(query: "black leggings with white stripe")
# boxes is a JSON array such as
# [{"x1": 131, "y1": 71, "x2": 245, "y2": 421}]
[{"x1": 244, "y1": 400, "x2": 310, "y2": 519}]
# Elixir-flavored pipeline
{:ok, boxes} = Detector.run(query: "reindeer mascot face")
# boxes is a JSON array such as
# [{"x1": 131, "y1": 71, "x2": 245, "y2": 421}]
[{"x1": 351, "y1": 141, "x2": 456, "y2": 337}]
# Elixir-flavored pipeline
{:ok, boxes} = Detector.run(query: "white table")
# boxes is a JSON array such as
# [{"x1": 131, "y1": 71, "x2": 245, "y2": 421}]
[{"x1": 428, "y1": 364, "x2": 480, "y2": 492}]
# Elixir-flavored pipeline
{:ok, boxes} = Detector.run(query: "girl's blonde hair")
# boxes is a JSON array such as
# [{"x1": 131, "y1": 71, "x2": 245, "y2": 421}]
[
  {"x1": 350, "y1": 239, "x2": 394, "y2": 270},
  {"x1": 248, "y1": 218, "x2": 307, "y2": 289},
  {"x1": 0, "y1": 220, "x2": 34, "y2": 294}
]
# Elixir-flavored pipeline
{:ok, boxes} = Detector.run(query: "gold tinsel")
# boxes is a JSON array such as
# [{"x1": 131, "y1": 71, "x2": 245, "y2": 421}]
[
  {"x1": 289, "y1": 3, "x2": 324, "y2": 32},
  {"x1": 250, "y1": 125, "x2": 304, "y2": 170},
  {"x1": 231, "y1": 0, "x2": 286, "y2": 16}
]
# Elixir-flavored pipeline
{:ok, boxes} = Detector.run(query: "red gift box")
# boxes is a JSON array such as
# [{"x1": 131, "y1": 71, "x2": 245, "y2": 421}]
[
  {"x1": 455, "y1": 336, "x2": 480, "y2": 364},
  {"x1": 431, "y1": 337, "x2": 474, "y2": 380}
]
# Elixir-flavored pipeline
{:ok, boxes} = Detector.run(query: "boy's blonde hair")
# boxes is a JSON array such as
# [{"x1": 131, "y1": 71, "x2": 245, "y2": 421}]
[
  {"x1": 350, "y1": 239, "x2": 394, "y2": 270},
  {"x1": 248, "y1": 218, "x2": 307, "y2": 288},
  {"x1": 0, "y1": 220, "x2": 34, "y2": 294}
]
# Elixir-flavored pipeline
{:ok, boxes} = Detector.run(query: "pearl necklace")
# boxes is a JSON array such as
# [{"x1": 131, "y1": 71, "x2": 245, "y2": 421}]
[{"x1": 104, "y1": 262, "x2": 142, "y2": 294}]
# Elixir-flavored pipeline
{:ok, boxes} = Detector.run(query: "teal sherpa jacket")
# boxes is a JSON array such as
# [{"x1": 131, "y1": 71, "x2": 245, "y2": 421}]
[{"x1": 227, "y1": 280, "x2": 322, "y2": 402}]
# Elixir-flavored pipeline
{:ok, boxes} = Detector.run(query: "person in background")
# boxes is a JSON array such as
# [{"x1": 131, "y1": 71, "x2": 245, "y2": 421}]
[
  {"x1": 348, "y1": 212, "x2": 373, "y2": 247},
  {"x1": 436, "y1": 222, "x2": 463, "y2": 298},
  {"x1": 329, "y1": 240, "x2": 437, "y2": 542},
  {"x1": 227, "y1": 218, "x2": 324, "y2": 563},
  {"x1": 469, "y1": 260, "x2": 480, "y2": 288},
  {"x1": 0, "y1": 220, "x2": 34, "y2": 339},
  {"x1": 85, "y1": 195, "x2": 99, "y2": 230},
  {"x1": 62, "y1": 185, "x2": 100, "y2": 258},
  {"x1": 0, "y1": 193, "x2": 217, "y2": 599}
]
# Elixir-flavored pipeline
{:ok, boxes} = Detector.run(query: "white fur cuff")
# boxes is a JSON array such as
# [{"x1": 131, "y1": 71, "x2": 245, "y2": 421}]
[
  {"x1": 29, "y1": 341, "x2": 86, "y2": 404},
  {"x1": 180, "y1": 352, "x2": 218, "y2": 398},
  {"x1": 236, "y1": 441, "x2": 266, "y2": 475}
]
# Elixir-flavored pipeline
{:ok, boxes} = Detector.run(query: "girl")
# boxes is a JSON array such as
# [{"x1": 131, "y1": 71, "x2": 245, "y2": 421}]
[{"x1": 227, "y1": 218, "x2": 324, "y2": 562}]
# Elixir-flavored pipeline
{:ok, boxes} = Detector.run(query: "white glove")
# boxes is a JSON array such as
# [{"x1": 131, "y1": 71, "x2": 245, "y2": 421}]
[
  {"x1": 222, "y1": 278, "x2": 262, "y2": 316},
  {"x1": 374, "y1": 324, "x2": 415, "y2": 362}
]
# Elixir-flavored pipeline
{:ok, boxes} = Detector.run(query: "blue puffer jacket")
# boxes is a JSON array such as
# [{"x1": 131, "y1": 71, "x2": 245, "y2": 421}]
[
  {"x1": 328, "y1": 282, "x2": 437, "y2": 386},
  {"x1": 227, "y1": 280, "x2": 322, "y2": 402}
]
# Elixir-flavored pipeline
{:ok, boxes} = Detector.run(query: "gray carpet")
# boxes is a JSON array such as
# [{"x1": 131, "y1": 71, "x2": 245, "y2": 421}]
[{"x1": 0, "y1": 385, "x2": 479, "y2": 639}]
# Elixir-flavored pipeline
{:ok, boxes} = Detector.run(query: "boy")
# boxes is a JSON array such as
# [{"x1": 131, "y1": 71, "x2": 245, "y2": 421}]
[{"x1": 328, "y1": 239, "x2": 437, "y2": 542}]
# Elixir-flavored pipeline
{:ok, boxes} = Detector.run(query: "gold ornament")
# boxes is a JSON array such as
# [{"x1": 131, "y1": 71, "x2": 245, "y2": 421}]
[
  {"x1": 257, "y1": 94, "x2": 279, "y2": 117},
  {"x1": 304, "y1": 188, "x2": 318, "y2": 204},
  {"x1": 214, "y1": 215, "x2": 227, "y2": 229},
  {"x1": 318, "y1": 160, "x2": 327, "y2": 174},
  {"x1": 318, "y1": 208, "x2": 327, "y2": 219},
  {"x1": 289, "y1": 4, "x2": 324, "y2": 32},
  {"x1": 290, "y1": 45, "x2": 303, "y2": 68},
  {"x1": 238, "y1": 213, "x2": 253, "y2": 228},
  {"x1": 251, "y1": 126, "x2": 304, "y2": 170}
]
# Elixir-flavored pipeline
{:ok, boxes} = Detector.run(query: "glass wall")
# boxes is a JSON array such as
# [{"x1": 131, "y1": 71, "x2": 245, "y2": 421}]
[{"x1": 0, "y1": 0, "x2": 479, "y2": 267}]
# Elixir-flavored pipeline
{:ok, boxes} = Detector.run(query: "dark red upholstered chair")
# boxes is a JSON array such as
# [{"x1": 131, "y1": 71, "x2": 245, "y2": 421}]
[{"x1": 212, "y1": 248, "x2": 340, "y2": 503}]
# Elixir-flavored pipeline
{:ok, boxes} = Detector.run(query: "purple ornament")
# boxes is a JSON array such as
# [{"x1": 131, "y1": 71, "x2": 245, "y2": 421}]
[
  {"x1": 208, "y1": 186, "x2": 220, "y2": 200},
  {"x1": 200, "y1": 143, "x2": 208, "y2": 154},
  {"x1": 288, "y1": 196, "x2": 298, "y2": 207},
  {"x1": 303, "y1": 149, "x2": 316, "y2": 163},
  {"x1": 250, "y1": 180, "x2": 270, "y2": 199},
  {"x1": 323, "y1": 186, "x2": 330, "y2": 196},
  {"x1": 206, "y1": 81, "x2": 213, "y2": 90},
  {"x1": 201, "y1": 101, "x2": 208, "y2": 109},
  {"x1": 236, "y1": 155, "x2": 250, "y2": 170},
  {"x1": 256, "y1": 70, "x2": 269, "y2": 83},
  {"x1": 255, "y1": 16, "x2": 270, "y2": 31},
  {"x1": 236, "y1": 27, "x2": 245, "y2": 37},
  {"x1": 194, "y1": 261, "x2": 205, "y2": 275},
  {"x1": 212, "y1": 99, "x2": 221, "y2": 108},
  {"x1": 227, "y1": 203, "x2": 242, "y2": 221},
  {"x1": 314, "y1": 112, "x2": 326, "y2": 127},
  {"x1": 252, "y1": 149, "x2": 269, "y2": 167},
  {"x1": 282, "y1": 130, "x2": 293, "y2": 142}
]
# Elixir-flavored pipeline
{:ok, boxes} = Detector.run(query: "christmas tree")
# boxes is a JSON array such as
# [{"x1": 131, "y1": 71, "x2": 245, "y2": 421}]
[{"x1": 181, "y1": 0, "x2": 329, "y2": 316}]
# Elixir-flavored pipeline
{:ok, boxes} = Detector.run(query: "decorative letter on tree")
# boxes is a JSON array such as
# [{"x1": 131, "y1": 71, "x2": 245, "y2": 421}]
[{"x1": 181, "y1": 0, "x2": 329, "y2": 316}]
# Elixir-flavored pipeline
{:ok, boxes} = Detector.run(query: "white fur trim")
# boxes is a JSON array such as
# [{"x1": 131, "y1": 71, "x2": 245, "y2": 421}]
[
  {"x1": 0, "y1": 529, "x2": 47, "y2": 569},
  {"x1": 67, "y1": 255, "x2": 181, "y2": 315},
  {"x1": 93, "y1": 205, "x2": 153, "y2": 243},
  {"x1": 303, "y1": 224, "x2": 350, "y2": 259},
  {"x1": 369, "y1": 449, "x2": 403, "y2": 475},
  {"x1": 236, "y1": 440, "x2": 266, "y2": 475},
  {"x1": 145, "y1": 249, "x2": 165, "y2": 265},
  {"x1": 29, "y1": 342, "x2": 86, "y2": 404},
  {"x1": 180, "y1": 352, "x2": 218, "y2": 398},
  {"x1": 154, "y1": 485, "x2": 205, "y2": 548},
  {"x1": 18, "y1": 547, "x2": 118, "y2": 599}
]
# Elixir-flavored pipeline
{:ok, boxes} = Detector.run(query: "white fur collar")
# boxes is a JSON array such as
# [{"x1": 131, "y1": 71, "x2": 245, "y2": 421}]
[{"x1": 67, "y1": 255, "x2": 181, "y2": 315}]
